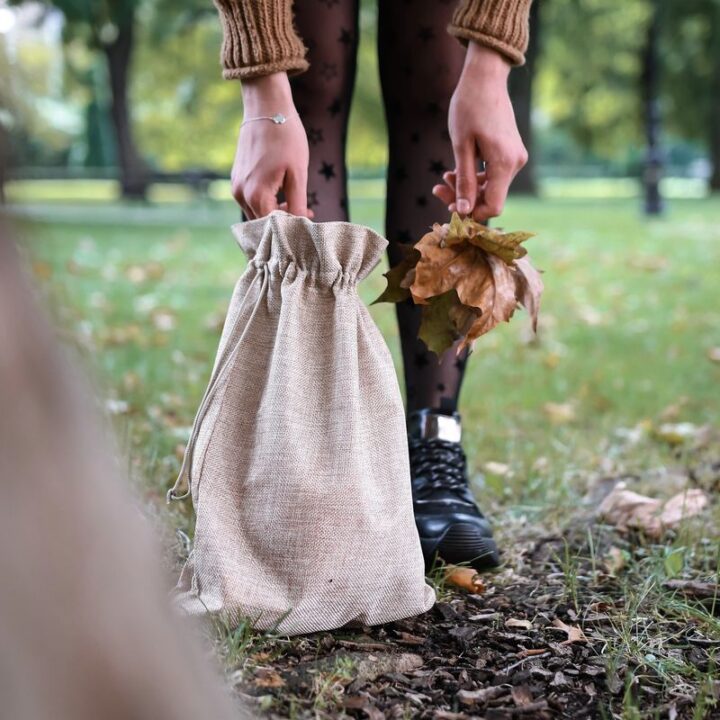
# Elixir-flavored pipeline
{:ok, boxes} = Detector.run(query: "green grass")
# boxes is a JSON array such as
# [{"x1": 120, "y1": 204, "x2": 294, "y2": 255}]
[
  {"x1": 8, "y1": 181, "x2": 720, "y2": 716},
  {"x1": 12, "y1": 185, "x2": 720, "y2": 503}
]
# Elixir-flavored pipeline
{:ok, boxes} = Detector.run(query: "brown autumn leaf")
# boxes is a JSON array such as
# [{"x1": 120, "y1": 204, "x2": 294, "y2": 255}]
[
  {"x1": 552, "y1": 618, "x2": 588, "y2": 645},
  {"x1": 253, "y1": 668, "x2": 285, "y2": 688},
  {"x1": 372, "y1": 244, "x2": 421, "y2": 305},
  {"x1": 444, "y1": 565, "x2": 485, "y2": 594},
  {"x1": 444, "y1": 212, "x2": 534, "y2": 264},
  {"x1": 418, "y1": 290, "x2": 480, "y2": 356},
  {"x1": 597, "y1": 482, "x2": 709, "y2": 539},
  {"x1": 505, "y1": 617, "x2": 533, "y2": 630},
  {"x1": 373, "y1": 214, "x2": 542, "y2": 355}
]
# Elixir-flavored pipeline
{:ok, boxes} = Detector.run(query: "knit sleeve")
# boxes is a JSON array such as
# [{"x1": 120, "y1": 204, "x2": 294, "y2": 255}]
[
  {"x1": 449, "y1": 0, "x2": 533, "y2": 67},
  {"x1": 214, "y1": 0, "x2": 309, "y2": 80}
]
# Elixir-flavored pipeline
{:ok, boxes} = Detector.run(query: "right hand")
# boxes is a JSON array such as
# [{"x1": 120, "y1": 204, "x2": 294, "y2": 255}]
[{"x1": 232, "y1": 72, "x2": 311, "y2": 219}]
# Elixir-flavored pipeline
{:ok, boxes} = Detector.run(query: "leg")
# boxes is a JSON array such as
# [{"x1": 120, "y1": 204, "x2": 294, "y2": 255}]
[
  {"x1": 377, "y1": 0, "x2": 469, "y2": 415},
  {"x1": 378, "y1": 0, "x2": 499, "y2": 571},
  {"x1": 291, "y1": 0, "x2": 360, "y2": 222}
]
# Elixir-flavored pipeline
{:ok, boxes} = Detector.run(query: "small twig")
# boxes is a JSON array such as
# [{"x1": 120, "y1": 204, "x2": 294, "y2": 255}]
[
  {"x1": 663, "y1": 580, "x2": 718, "y2": 599},
  {"x1": 337, "y1": 640, "x2": 393, "y2": 652},
  {"x1": 500, "y1": 651, "x2": 551, "y2": 675}
]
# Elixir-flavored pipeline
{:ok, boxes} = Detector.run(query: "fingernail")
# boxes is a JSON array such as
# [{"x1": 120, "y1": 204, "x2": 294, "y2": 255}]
[{"x1": 457, "y1": 198, "x2": 470, "y2": 214}]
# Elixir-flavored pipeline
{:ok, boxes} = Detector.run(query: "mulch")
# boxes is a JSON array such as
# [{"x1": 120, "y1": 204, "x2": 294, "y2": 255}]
[{"x1": 232, "y1": 528, "x2": 718, "y2": 720}]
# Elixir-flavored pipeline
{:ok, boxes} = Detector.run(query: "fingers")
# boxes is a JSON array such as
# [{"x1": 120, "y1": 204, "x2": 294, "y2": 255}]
[
  {"x1": 279, "y1": 201, "x2": 314, "y2": 219},
  {"x1": 432, "y1": 171, "x2": 488, "y2": 213},
  {"x1": 472, "y1": 164, "x2": 511, "y2": 222},
  {"x1": 246, "y1": 187, "x2": 279, "y2": 219},
  {"x1": 432, "y1": 183, "x2": 455, "y2": 207},
  {"x1": 473, "y1": 144, "x2": 528, "y2": 221},
  {"x1": 231, "y1": 175, "x2": 255, "y2": 219},
  {"x1": 451, "y1": 143, "x2": 478, "y2": 216},
  {"x1": 284, "y1": 170, "x2": 311, "y2": 218}
]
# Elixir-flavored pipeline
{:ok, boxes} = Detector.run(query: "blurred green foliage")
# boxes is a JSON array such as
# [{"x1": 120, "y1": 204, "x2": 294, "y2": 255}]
[{"x1": 3, "y1": 0, "x2": 717, "y2": 179}]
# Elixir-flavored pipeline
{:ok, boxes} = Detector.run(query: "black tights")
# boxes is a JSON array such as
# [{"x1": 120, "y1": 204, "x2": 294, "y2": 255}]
[{"x1": 291, "y1": 0, "x2": 470, "y2": 416}]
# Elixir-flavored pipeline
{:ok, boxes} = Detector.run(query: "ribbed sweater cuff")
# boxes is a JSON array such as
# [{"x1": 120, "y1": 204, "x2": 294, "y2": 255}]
[
  {"x1": 214, "y1": 0, "x2": 309, "y2": 80},
  {"x1": 449, "y1": 0, "x2": 532, "y2": 67}
]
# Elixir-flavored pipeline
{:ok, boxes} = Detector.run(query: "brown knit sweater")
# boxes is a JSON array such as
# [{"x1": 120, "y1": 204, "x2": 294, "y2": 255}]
[{"x1": 215, "y1": 0, "x2": 532, "y2": 81}]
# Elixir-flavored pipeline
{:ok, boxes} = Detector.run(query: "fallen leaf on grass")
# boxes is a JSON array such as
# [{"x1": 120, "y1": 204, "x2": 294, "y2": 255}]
[
  {"x1": 374, "y1": 213, "x2": 543, "y2": 355},
  {"x1": 125, "y1": 262, "x2": 165, "y2": 284},
  {"x1": 253, "y1": 668, "x2": 285, "y2": 688},
  {"x1": 542, "y1": 401, "x2": 576, "y2": 425},
  {"x1": 658, "y1": 397, "x2": 689, "y2": 421},
  {"x1": 659, "y1": 490, "x2": 709, "y2": 528},
  {"x1": 552, "y1": 618, "x2": 588, "y2": 645},
  {"x1": 597, "y1": 482, "x2": 709, "y2": 539},
  {"x1": 483, "y1": 461, "x2": 511, "y2": 476},
  {"x1": 505, "y1": 618, "x2": 533, "y2": 630},
  {"x1": 655, "y1": 422, "x2": 702, "y2": 445},
  {"x1": 151, "y1": 308, "x2": 176, "y2": 332},
  {"x1": 603, "y1": 546, "x2": 626, "y2": 575},
  {"x1": 445, "y1": 565, "x2": 485, "y2": 594}
]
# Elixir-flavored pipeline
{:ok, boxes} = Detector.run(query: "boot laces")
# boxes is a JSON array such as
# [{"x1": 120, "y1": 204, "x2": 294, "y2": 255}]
[{"x1": 409, "y1": 438, "x2": 469, "y2": 500}]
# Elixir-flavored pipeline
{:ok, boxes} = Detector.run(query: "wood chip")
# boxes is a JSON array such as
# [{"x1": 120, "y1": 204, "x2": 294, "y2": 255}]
[{"x1": 457, "y1": 685, "x2": 510, "y2": 706}]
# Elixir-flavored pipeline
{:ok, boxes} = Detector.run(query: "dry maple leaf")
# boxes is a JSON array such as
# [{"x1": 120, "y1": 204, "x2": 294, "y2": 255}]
[
  {"x1": 418, "y1": 290, "x2": 480, "y2": 356},
  {"x1": 373, "y1": 214, "x2": 542, "y2": 355},
  {"x1": 597, "y1": 482, "x2": 708, "y2": 539},
  {"x1": 552, "y1": 618, "x2": 588, "y2": 645},
  {"x1": 372, "y1": 244, "x2": 420, "y2": 305}
]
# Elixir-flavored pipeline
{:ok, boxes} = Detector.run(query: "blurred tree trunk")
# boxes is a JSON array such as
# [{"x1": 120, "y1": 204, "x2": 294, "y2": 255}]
[
  {"x1": 102, "y1": 18, "x2": 148, "y2": 199},
  {"x1": 510, "y1": 0, "x2": 541, "y2": 196},
  {"x1": 0, "y1": 127, "x2": 6, "y2": 204},
  {"x1": 710, "y1": 3, "x2": 720, "y2": 192},
  {"x1": 641, "y1": 0, "x2": 663, "y2": 215}
]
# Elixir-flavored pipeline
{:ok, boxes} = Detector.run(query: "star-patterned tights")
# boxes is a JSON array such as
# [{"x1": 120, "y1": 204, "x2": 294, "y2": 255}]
[{"x1": 291, "y1": 0, "x2": 470, "y2": 416}]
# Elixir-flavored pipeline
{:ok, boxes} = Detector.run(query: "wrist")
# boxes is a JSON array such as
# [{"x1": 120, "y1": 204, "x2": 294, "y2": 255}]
[
  {"x1": 462, "y1": 42, "x2": 511, "y2": 84},
  {"x1": 242, "y1": 72, "x2": 295, "y2": 115}
]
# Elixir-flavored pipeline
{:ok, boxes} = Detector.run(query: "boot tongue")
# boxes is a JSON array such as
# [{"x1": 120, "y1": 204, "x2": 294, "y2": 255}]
[{"x1": 408, "y1": 409, "x2": 462, "y2": 443}]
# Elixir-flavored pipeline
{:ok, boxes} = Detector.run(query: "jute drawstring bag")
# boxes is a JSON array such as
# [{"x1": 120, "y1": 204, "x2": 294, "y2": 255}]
[{"x1": 168, "y1": 210, "x2": 435, "y2": 635}]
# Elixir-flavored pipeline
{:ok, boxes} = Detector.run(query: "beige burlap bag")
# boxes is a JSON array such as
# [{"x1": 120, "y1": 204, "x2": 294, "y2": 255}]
[{"x1": 168, "y1": 210, "x2": 435, "y2": 635}]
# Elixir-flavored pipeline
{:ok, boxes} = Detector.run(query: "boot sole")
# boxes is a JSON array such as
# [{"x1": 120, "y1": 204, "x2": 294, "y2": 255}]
[{"x1": 422, "y1": 522, "x2": 501, "y2": 572}]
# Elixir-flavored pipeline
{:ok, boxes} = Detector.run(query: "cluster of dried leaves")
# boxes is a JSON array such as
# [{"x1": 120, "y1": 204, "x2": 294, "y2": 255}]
[
  {"x1": 597, "y1": 483, "x2": 709, "y2": 539},
  {"x1": 374, "y1": 214, "x2": 544, "y2": 355}
]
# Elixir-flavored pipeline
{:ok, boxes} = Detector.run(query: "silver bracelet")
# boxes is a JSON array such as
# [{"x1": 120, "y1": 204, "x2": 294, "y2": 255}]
[{"x1": 241, "y1": 112, "x2": 295, "y2": 127}]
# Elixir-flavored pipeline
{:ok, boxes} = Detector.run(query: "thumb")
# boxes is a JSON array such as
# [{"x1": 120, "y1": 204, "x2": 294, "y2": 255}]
[
  {"x1": 453, "y1": 143, "x2": 477, "y2": 216},
  {"x1": 284, "y1": 169, "x2": 309, "y2": 218}
]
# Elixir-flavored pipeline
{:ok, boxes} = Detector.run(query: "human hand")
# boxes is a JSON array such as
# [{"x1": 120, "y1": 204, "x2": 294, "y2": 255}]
[
  {"x1": 437, "y1": 42, "x2": 527, "y2": 221},
  {"x1": 232, "y1": 72, "x2": 312, "y2": 219}
]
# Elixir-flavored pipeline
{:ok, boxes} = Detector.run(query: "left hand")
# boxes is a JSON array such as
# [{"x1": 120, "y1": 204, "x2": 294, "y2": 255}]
[{"x1": 435, "y1": 42, "x2": 528, "y2": 222}]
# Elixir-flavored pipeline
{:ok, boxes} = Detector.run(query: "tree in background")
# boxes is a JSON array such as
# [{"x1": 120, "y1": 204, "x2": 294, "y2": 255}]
[
  {"x1": 536, "y1": 0, "x2": 652, "y2": 163},
  {"x1": 662, "y1": 0, "x2": 720, "y2": 192},
  {"x1": 509, "y1": 0, "x2": 541, "y2": 195},
  {"x1": 13, "y1": 0, "x2": 149, "y2": 197}
]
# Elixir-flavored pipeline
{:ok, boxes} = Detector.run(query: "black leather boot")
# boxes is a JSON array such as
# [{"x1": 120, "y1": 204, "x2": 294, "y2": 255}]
[{"x1": 408, "y1": 409, "x2": 500, "y2": 571}]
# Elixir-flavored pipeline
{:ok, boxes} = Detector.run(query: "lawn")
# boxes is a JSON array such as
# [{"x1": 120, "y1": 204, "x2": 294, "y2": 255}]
[{"x1": 7, "y1": 182, "x2": 720, "y2": 718}]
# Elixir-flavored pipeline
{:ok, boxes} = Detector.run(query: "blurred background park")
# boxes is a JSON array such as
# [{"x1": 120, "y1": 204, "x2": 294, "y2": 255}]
[
  {"x1": 2, "y1": 1, "x2": 720, "y2": 714},
  {"x1": 1, "y1": 0, "x2": 719, "y2": 201},
  {"x1": 2, "y1": 0, "x2": 719, "y2": 506}
]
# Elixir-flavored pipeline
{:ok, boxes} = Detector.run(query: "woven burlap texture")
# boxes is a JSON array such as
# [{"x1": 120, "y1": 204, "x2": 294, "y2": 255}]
[{"x1": 173, "y1": 211, "x2": 435, "y2": 635}]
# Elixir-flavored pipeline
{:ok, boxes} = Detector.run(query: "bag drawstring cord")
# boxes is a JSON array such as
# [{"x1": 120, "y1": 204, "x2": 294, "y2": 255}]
[{"x1": 166, "y1": 272, "x2": 265, "y2": 504}]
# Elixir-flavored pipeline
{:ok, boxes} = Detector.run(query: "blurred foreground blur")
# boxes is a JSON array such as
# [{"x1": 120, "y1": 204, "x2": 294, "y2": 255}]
[{"x1": 0, "y1": 220, "x2": 252, "y2": 720}]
